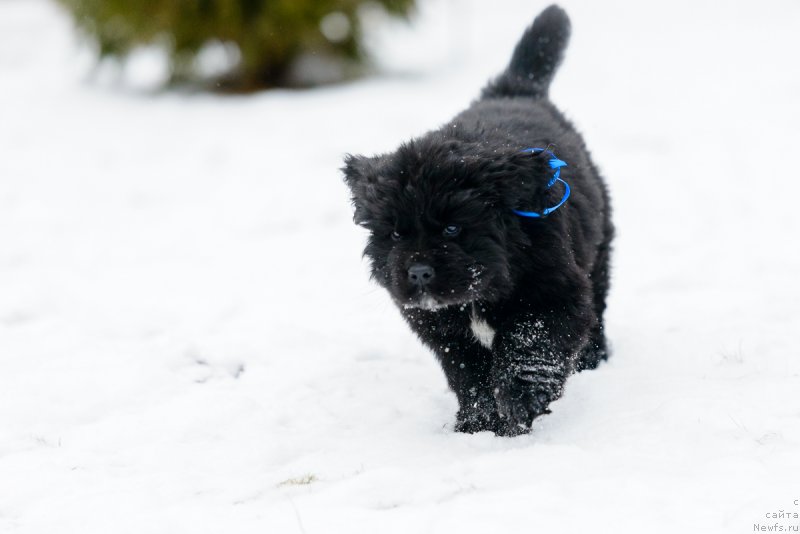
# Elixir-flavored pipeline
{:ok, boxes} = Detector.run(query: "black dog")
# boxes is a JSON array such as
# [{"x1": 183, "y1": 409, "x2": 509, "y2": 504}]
[{"x1": 343, "y1": 5, "x2": 613, "y2": 436}]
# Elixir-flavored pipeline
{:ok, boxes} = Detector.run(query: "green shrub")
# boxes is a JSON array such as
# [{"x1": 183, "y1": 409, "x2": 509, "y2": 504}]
[{"x1": 58, "y1": 0, "x2": 415, "y2": 90}]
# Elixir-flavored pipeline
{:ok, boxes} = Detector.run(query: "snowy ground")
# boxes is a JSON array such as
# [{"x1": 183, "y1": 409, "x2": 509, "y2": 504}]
[{"x1": 2, "y1": 0, "x2": 800, "y2": 532}]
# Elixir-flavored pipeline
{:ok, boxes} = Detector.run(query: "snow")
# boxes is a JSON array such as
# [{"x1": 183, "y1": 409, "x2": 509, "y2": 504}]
[{"x1": 1, "y1": 0, "x2": 800, "y2": 532}]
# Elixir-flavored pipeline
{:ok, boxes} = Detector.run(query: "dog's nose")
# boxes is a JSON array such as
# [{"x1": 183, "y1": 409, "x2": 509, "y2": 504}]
[{"x1": 408, "y1": 264, "x2": 435, "y2": 287}]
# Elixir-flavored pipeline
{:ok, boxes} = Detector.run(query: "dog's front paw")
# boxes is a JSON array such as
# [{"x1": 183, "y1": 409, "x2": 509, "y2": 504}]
[
  {"x1": 454, "y1": 393, "x2": 501, "y2": 434},
  {"x1": 492, "y1": 377, "x2": 556, "y2": 436},
  {"x1": 455, "y1": 407, "x2": 501, "y2": 434}
]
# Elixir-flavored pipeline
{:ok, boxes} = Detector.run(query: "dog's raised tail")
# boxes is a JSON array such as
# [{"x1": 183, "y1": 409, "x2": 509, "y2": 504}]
[{"x1": 482, "y1": 5, "x2": 571, "y2": 100}]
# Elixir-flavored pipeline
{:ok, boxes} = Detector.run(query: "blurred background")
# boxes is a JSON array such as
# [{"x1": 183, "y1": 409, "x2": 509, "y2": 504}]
[
  {"x1": 53, "y1": 0, "x2": 416, "y2": 90},
  {"x1": 1, "y1": 1, "x2": 799, "y2": 532}
]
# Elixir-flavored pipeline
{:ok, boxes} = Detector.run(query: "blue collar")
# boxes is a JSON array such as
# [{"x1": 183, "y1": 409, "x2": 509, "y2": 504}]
[{"x1": 512, "y1": 147, "x2": 571, "y2": 218}]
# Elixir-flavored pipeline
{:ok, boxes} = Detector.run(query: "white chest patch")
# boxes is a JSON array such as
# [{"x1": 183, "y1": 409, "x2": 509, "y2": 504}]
[{"x1": 470, "y1": 315, "x2": 496, "y2": 349}]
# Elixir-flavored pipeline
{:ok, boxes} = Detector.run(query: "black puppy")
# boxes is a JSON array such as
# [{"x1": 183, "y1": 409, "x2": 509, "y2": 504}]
[{"x1": 343, "y1": 5, "x2": 613, "y2": 436}]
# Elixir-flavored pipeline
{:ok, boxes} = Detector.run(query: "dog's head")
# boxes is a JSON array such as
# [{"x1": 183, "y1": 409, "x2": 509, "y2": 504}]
[{"x1": 343, "y1": 135, "x2": 555, "y2": 310}]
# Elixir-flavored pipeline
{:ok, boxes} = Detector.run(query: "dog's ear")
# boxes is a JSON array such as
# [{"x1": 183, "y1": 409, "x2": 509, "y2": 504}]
[
  {"x1": 342, "y1": 154, "x2": 368, "y2": 189},
  {"x1": 342, "y1": 154, "x2": 392, "y2": 227},
  {"x1": 342, "y1": 154, "x2": 370, "y2": 226},
  {"x1": 477, "y1": 149, "x2": 555, "y2": 215}
]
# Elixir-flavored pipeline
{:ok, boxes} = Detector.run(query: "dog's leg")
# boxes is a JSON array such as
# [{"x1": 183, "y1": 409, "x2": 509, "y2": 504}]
[
  {"x1": 578, "y1": 324, "x2": 607, "y2": 371},
  {"x1": 491, "y1": 307, "x2": 593, "y2": 436},
  {"x1": 434, "y1": 341, "x2": 499, "y2": 434},
  {"x1": 403, "y1": 308, "x2": 500, "y2": 432},
  {"x1": 579, "y1": 221, "x2": 614, "y2": 371}
]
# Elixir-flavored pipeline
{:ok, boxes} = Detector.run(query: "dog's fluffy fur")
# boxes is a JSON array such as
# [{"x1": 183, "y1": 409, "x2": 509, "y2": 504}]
[{"x1": 343, "y1": 5, "x2": 613, "y2": 436}]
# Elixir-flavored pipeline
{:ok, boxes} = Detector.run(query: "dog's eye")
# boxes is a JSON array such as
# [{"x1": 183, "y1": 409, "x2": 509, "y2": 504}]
[
  {"x1": 391, "y1": 230, "x2": 402, "y2": 241},
  {"x1": 442, "y1": 225, "x2": 461, "y2": 237}
]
